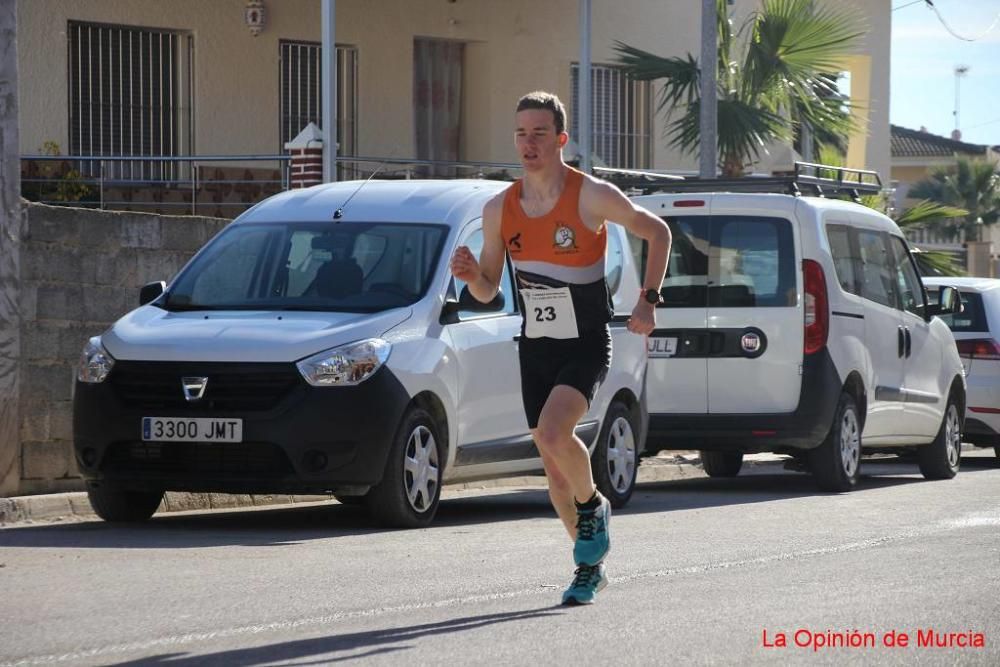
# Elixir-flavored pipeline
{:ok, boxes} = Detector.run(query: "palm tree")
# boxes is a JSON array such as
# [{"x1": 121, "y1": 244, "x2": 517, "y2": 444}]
[
  {"x1": 908, "y1": 157, "x2": 1000, "y2": 242},
  {"x1": 614, "y1": 0, "x2": 864, "y2": 176}
]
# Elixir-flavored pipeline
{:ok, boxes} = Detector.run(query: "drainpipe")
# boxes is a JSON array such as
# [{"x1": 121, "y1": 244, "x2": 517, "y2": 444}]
[
  {"x1": 699, "y1": 0, "x2": 717, "y2": 178},
  {"x1": 321, "y1": 0, "x2": 337, "y2": 182},
  {"x1": 579, "y1": 0, "x2": 591, "y2": 174}
]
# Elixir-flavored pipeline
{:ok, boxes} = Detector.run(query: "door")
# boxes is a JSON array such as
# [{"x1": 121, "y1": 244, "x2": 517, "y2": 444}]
[
  {"x1": 640, "y1": 213, "x2": 709, "y2": 414},
  {"x1": 413, "y1": 38, "x2": 464, "y2": 176},
  {"x1": 891, "y1": 235, "x2": 944, "y2": 437},
  {"x1": 855, "y1": 228, "x2": 906, "y2": 438},
  {"x1": 445, "y1": 223, "x2": 527, "y2": 447},
  {"x1": 706, "y1": 212, "x2": 801, "y2": 413}
]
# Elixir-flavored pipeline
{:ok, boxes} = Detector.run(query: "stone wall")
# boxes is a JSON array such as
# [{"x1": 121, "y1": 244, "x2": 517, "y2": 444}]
[{"x1": 5, "y1": 202, "x2": 229, "y2": 496}]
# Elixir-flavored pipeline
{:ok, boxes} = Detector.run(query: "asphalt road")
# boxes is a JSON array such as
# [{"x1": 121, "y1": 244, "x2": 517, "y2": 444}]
[{"x1": 1, "y1": 451, "x2": 999, "y2": 666}]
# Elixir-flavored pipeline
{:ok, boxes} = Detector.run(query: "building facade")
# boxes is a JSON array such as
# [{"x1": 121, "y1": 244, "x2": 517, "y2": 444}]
[{"x1": 17, "y1": 0, "x2": 892, "y2": 188}]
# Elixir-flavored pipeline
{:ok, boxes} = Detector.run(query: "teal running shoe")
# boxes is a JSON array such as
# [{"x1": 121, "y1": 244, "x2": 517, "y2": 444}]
[
  {"x1": 573, "y1": 493, "x2": 610, "y2": 566},
  {"x1": 561, "y1": 563, "x2": 608, "y2": 606}
]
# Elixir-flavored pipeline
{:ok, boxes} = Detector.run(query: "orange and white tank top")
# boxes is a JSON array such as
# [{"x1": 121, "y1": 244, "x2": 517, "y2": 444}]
[
  {"x1": 501, "y1": 168, "x2": 607, "y2": 285},
  {"x1": 501, "y1": 168, "x2": 612, "y2": 334}
]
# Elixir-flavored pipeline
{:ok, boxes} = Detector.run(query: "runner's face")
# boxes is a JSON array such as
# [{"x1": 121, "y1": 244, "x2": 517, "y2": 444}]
[{"x1": 515, "y1": 109, "x2": 566, "y2": 171}]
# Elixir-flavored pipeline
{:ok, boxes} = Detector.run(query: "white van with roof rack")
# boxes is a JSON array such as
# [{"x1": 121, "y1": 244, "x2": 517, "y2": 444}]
[
  {"x1": 617, "y1": 163, "x2": 967, "y2": 490},
  {"x1": 74, "y1": 179, "x2": 648, "y2": 527}
]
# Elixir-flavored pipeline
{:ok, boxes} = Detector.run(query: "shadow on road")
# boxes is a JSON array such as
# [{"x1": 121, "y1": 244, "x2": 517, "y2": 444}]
[
  {"x1": 1, "y1": 454, "x2": 995, "y2": 550},
  {"x1": 105, "y1": 606, "x2": 563, "y2": 666}
]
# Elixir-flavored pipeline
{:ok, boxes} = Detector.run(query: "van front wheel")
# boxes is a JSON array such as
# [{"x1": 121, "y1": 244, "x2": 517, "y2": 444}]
[
  {"x1": 592, "y1": 401, "x2": 639, "y2": 508},
  {"x1": 365, "y1": 407, "x2": 444, "y2": 528},
  {"x1": 808, "y1": 393, "x2": 861, "y2": 492},
  {"x1": 918, "y1": 398, "x2": 961, "y2": 480},
  {"x1": 86, "y1": 483, "x2": 163, "y2": 522}
]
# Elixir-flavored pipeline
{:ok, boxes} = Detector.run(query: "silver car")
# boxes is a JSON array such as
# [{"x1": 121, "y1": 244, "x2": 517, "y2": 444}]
[{"x1": 925, "y1": 277, "x2": 1000, "y2": 459}]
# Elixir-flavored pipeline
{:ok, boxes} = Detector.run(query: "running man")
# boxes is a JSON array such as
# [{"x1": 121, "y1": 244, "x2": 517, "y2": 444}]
[{"x1": 450, "y1": 91, "x2": 670, "y2": 605}]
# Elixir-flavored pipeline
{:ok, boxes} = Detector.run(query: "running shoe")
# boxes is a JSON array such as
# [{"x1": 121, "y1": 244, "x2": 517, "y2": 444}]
[{"x1": 561, "y1": 562, "x2": 608, "y2": 606}]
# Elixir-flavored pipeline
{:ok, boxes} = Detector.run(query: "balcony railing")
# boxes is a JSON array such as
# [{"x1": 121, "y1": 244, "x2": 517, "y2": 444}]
[{"x1": 19, "y1": 154, "x2": 523, "y2": 218}]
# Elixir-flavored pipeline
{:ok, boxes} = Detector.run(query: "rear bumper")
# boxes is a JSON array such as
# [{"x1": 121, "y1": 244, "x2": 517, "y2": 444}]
[
  {"x1": 646, "y1": 348, "x2": 841, "y2": 452},
  {"x1": 73, "y1": 364, "x2": 411, "y2": 494}
]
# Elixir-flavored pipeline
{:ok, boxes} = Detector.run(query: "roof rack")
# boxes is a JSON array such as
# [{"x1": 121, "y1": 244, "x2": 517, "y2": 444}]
[{"x1": 599, "y1": 161, "x2": 882, "y2": 201}]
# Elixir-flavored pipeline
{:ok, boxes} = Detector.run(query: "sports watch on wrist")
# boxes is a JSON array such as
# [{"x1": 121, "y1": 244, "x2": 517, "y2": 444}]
[{"x1": 642, "y1": 288, "x2": 663, "y2": 305}]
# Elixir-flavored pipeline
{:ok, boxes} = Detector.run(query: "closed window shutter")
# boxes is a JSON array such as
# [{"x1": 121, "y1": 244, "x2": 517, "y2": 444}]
[
  {"x1": 570, "y1": 63, "x2": 652, "y2": 169},
  {"x1": 279, "y1": 41, "x2": 357, "y2": 161},
  {"x1": 68, "y1": 21, "x2": 186, "y2": 179}
]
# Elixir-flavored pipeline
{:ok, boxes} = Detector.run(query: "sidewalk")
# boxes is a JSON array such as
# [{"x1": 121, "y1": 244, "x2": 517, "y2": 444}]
[{"x1": 0, "y1": 452, "x2": 784, "y2": 526}]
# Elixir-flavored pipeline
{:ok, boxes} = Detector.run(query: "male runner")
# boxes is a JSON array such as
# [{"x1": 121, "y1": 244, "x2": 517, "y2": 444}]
[{"x1": 451, "y1": 91, "x2": 670, "y2": 605}]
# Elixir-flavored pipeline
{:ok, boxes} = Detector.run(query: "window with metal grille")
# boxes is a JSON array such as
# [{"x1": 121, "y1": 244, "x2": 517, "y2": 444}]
[
  {"x1": 570, "y1": 63, "x2": 652, "y2": 169},
  {"x1": 279, "y1": 42, "x2": 357, "y2": 162},
  {"x1": 67, "y1": 21, "x2": 191, "y2": 179}
]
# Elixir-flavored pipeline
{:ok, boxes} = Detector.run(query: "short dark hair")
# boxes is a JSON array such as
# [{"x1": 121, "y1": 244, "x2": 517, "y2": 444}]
[{"x1": 516, "y1": 91, "x2": 567, "y2": 135}]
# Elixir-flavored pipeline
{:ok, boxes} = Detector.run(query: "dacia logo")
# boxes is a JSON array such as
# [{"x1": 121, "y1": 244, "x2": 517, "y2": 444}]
[
  {"x1": 508, "y1": 232, "x2": 522, "y2": 251},
  {"x1": 553, "y1": 224, "x2": 576, "y2": 249},
  {"x1": 182, "y1": 377, "x2": 208, "y2": 401}
]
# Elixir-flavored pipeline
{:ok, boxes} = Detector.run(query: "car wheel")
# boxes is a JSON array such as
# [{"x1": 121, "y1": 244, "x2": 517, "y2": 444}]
[
  {"x1": 808, "y1": 392, "x2": 861, "y2": 492},
  {"x1": 86, "y1": 483, "x2": 163, "y2": 522},
  {"x1": 365, "y1": 407, "x2": 443, "y2": 528},
  {"x1": 699, "y1": 450, "x2": 744, "y2": 477},
  {"x1": 591, "y1": 401, "x2": 639, "y2": 508},
  {"x1": 917, "y1": 397, "x2": 961, "y2": 480}
]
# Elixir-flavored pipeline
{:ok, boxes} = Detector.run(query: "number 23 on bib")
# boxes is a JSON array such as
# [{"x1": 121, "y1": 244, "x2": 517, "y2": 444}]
[{"x1": 521, "y1": 287, "x2": 579, "y2": 339}]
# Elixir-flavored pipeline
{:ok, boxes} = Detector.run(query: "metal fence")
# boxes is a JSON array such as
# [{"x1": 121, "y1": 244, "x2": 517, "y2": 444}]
[{"x1": 20, "y1": 154, "x2": 523, "y2": 218}]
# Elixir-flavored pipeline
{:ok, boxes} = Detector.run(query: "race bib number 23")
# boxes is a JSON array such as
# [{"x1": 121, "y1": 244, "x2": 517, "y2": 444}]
[{"x1": 521, "y1": 287, "x2": 579, "y2": 339}]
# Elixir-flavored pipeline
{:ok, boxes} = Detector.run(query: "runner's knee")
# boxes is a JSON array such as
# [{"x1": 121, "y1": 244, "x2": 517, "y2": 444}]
[{"x1": 534, "y1": 419, "x2": 575, "y2": 456}]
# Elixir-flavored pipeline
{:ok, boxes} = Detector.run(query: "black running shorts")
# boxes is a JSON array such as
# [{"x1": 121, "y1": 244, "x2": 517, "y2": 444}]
[{"x1": 517, "y1": 326, "x2": 612, "y2": 429}]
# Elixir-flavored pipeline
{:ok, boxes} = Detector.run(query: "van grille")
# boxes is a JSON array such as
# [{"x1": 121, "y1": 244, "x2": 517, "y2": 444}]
[
  {"x1": 102, "y1": 441, "x2": 294, "y2": 477},
  {"x1": 109, "y1": 362, "x2": 302, "y2": 412}
]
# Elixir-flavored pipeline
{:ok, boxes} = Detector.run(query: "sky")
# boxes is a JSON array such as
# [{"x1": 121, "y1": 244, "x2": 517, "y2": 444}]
[{"x1": 890, "y1": 0, "x2": 1000, "y2": 146}]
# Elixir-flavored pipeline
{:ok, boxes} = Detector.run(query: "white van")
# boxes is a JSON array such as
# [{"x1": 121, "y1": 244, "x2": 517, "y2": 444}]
[
  {"x1": 74, "y1": 179, "x2": 648, "y2": 527},
  {"x1": 628, "y1": 169, "x2": 966, "y2": 491}
]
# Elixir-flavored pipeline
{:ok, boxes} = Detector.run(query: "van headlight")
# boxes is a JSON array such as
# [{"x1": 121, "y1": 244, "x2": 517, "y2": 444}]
[
  {"x1": 296, "y1": 338, "x2": 391, "y2": 387},
  {"x1": 78, "y1": 336, "x2": 115, "y2": 383}
]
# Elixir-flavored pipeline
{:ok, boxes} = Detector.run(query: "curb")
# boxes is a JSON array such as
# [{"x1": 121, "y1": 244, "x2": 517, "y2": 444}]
[{"x1": 0, "y1": 454, "x2": 780, "y2": 526}]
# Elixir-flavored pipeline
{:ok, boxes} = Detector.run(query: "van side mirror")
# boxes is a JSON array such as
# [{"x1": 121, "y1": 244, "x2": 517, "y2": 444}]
[
  {"x1": 440, "y1": 285, "x2": 505, "y2": 323},
  {"x1": 139, "y1": 281, "x2": 166, "y2": 305},
  {"x1": 926, "y1": 285, "x2": 963, "y2": 318}
]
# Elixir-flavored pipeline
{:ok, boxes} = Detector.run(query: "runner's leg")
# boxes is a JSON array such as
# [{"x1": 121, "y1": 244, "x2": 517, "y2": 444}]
[{"x1": 533, "y1": 384, "x2": 595, "y2": 523}]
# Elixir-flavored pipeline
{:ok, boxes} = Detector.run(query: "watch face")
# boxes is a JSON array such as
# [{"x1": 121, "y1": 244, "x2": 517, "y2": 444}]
[{"x1": 645, "y1": 289, "x2": 660, "y2": 304}]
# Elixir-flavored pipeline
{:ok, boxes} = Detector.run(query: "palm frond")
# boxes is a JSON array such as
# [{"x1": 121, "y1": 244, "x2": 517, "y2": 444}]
[
  {"x1": 912, "y1": 250, "x2": 966, "y2": 277},
  {"x1": 895, "y1": 200, "x2": 968, "y2": 228},
  {"x1": 743, "y1": 0, "x2": 864, "y2": 101},
  {"x1": 612, "y1": 41, "x2": 700, "y2": 111},
  {"x1": 671, "y1": 99, "x2": 788, "y2": 173}
]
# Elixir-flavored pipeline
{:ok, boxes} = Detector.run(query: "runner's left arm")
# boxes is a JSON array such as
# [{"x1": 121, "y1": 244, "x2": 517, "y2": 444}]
[{"x1": 583, "y1": 179, "x2": 671, "y2": 335}]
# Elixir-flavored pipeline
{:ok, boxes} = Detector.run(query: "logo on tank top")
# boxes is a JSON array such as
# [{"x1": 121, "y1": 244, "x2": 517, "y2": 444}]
[
  {"x1": 553, "y1": 223, "x2": 577, "y2": 251},
  {"x1": 507, "y1": 232, "x2": 522, "y2": 252}
]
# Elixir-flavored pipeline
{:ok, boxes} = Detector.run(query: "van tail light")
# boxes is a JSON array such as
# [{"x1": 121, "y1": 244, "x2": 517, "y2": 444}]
[
  {"x1": 803, "y1": 259, "x2": 828, "y2": 355},
  {"x1": 955, "y1": 338, "x2": 1000, "y2": 360}
]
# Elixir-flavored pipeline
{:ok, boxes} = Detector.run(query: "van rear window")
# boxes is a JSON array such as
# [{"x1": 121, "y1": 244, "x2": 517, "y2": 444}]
[{"x1": 635, "y1": 215, "x2": 796, "y2": 308}]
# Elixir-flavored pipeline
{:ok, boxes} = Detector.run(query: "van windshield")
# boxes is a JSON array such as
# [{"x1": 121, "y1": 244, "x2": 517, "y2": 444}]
[{"x1": 163, "y1": 222, "x2": 448, "y2": 313}]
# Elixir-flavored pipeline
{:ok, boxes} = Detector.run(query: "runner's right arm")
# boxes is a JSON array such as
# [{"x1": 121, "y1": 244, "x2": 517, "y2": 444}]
[{"x1": 450, "y1": 194, "x2": 506, "y2": 304}]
